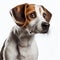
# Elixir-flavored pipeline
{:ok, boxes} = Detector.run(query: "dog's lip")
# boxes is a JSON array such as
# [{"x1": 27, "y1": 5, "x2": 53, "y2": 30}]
[
  {"x1": 40, "y1": 29, "x2": 49, "y2": 34},
  {"x1": 32, "y1": 29, "x2": 49, "y2": 34}
]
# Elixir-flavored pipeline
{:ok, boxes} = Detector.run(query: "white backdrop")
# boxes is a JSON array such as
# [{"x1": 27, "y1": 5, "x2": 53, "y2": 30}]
[{"x1": 0, "y1": 0, "x2": 60, "y2": 60}]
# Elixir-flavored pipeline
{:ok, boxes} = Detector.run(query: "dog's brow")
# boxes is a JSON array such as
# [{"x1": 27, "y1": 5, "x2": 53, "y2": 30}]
[{"x1": 26, "y1": 4, "x2": 35, "y2": 13}]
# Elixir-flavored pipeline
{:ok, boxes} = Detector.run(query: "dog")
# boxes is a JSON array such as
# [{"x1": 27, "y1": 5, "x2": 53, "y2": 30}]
[{"x1": 0, "y1": 3, "x2": 52, "y2": 60}]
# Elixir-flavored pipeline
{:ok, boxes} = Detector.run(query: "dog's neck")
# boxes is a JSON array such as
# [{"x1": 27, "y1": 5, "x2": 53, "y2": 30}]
[{"x1": 12, "y1": 25, "x2": 34, "y2": 47}]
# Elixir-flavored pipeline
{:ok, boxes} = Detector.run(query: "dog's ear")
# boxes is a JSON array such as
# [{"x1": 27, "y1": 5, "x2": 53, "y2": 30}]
[
  {"x1": 41, "y1": 5, "x2": 52, "y2": 22},
  {"x1": 10, "y1": 3, "x2": 29, "y2": 26}
]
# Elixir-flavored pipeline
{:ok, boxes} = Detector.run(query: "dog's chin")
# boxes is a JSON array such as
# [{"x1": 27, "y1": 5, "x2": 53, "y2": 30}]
[
  {"x1": 31, "y1": 29, "x2": 49, "y2": 34},
  {"x1": 40, "y1": 28, "x2": 50, "y2": 34},
  {"x1": 27, "y1": 29, "x2": 49, "y2": 35},
  {"x1": 40, "y1": 30, "x2": 49, "y2": 34}
]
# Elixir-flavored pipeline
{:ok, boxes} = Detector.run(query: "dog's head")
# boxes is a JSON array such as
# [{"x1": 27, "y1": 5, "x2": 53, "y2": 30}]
[{"x1": 10, "y1": 3, "x2": 52, "y2": 34}]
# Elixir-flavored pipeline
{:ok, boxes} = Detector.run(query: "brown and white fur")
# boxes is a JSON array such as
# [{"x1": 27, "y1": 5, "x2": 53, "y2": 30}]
[{"x1": 0, "y1": 3, "x2": 52, "y2": 60}]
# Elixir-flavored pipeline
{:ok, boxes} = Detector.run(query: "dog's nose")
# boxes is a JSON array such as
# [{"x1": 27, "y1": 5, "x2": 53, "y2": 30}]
[{"x1": 41, "y1": 22, "x2": 50, "y2": 30}]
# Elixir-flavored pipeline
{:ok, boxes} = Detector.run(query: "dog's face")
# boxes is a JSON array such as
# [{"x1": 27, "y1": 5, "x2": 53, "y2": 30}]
[{"x1": 10, "y1": 3, "x2": 52, "y2": 34}]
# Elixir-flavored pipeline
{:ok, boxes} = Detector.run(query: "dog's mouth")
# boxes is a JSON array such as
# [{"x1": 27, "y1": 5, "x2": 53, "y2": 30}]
[
  {"x1": 29, "y1": 27, "x2": 49, "y2": 34},
  {"x1": 40, "y1": 29, "x2": 49, "y2": 33},
  {"x1": 29, "y1": 29, "x2": 49, "y2": 34}
]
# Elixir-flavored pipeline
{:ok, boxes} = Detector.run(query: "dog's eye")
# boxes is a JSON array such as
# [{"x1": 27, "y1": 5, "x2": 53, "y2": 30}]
[
  {"x1": 29, "y1": 12, "x2": 36, "y2": 19},
  {"x1": 43, "y1": 13, "x2": 46, "y2": 18}
]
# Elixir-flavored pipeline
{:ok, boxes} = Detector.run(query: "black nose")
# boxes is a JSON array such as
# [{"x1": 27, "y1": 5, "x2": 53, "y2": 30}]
[{"x1": 41, "y1": 22, "x2": 50, "y2": 30}]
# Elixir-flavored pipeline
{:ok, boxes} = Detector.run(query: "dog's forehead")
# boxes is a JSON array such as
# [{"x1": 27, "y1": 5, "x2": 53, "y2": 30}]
[
  {"x1": 34, "y1": 5, "x2": 52, "y2": 22},
  {"x1": 34, "y1": 5, "x2": 50, "y2": 15},
  {"x1": 27, "y1": 4, "x2": 35, "y2": 11}
]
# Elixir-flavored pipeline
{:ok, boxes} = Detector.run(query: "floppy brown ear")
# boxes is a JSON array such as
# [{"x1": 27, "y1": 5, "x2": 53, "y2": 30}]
[
  {"x1": 10, "y1": 3, "x2": 29, "y2": 26},
  {"x1": 41, "y1": 5, "x2": 52, "y2": 22}
]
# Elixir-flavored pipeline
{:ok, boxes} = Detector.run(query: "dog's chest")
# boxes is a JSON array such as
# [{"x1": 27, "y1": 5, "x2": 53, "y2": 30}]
[{"x1": 19, "y1": 40, "x2": 38, "y2": 60}]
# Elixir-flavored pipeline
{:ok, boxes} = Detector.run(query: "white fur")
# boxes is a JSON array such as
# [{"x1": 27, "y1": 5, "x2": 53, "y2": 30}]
[
  {"x1": 19, "y1": 39, "x2": 38, "y2": 60},
  {"x1": 5, "y1": 40, "x2": 17, "y2": 60},
  {"x1": 3, "y1": 26, "x2": 38, "y2": 60}
]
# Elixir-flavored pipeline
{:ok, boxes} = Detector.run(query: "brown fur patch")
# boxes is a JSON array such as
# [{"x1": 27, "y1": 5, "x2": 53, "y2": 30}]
[
  {"x1": 11, "y1": 3, "x2": 35, "y2": 27},
  {"x1": 26, "y1": 4, "x2": 35, "y2": 15},
  {"x1": 39, "y1": 8, "x2": 41, "y2": 13},
  {"x1": 41, "y1": 5, "x2": 52, "y2": 22}
]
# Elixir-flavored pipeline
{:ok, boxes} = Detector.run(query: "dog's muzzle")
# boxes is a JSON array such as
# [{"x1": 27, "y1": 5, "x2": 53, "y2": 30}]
[{"x1": 41, "y1": 22, "x2": 50, "y2": 33}]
